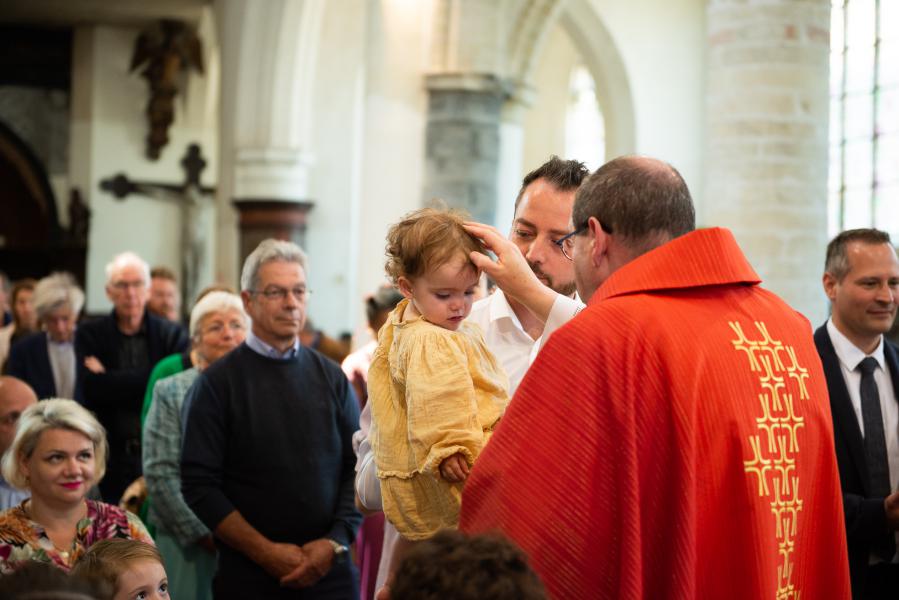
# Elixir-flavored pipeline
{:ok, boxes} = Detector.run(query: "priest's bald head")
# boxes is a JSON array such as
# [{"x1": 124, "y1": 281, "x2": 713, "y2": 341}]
[{"x1": 568, "y1": 156, "x2": 695, "y2": 302}]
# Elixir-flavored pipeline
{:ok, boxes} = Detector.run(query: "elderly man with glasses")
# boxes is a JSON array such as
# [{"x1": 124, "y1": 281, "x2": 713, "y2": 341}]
[
  {"x1": 75, "y1": 251, "x2": 189, "y2": 504},
  {"x1": 181, "y1": 239, "x2": 361, "y2": 600}
]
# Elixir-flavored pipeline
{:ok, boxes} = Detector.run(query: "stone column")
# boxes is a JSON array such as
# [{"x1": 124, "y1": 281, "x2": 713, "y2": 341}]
[
  {"x1": 214, "y1": 0, "x2": 322, "y2": 284},
  {"x1": 423, "y1": 74, "x2": 506, "y2": 224},
  {"x1": 704, "y1": 0, "x2": 831, "y2": 321}
]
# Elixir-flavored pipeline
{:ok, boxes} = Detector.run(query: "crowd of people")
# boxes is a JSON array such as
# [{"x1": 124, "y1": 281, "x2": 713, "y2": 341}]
[{"x1": 0, "y1": 153, "x2": 896, "y2": 600}]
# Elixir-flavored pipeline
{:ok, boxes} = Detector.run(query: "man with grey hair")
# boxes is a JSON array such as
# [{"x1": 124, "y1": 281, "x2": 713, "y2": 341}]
[
  {"x1": 462, "y1": 156, "x2": 851, "y2": 599},
  {"x1": 182, "y1": 239, "x2": 361, "y2": 599},
  {"x1": 6, "y1": 272, "x2": 85, "y2": 403},
  {"x1": 76, "y1": 251, "x2": 188, "y2": 503},
  {"x1": 815, "y1": 228, "x2": 899, "y2": 599},
  {"x1": 0, "y1": 376, "x2": 36, "y2": 510}
]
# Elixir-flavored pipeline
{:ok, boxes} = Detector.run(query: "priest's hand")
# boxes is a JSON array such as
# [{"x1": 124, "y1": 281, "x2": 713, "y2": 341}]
[
  {"x1": 885, "y1": 491, "x2": 899, "y2": 530},
  {"x1": 463, "y1": 221, "x2": 557, "y2": 323},
  {"x1": 280, "y1": 538, "x2": 334, "y2": 588},
  {"x1": 439, "y1": 453, "x2": 470, "y2": 482}
]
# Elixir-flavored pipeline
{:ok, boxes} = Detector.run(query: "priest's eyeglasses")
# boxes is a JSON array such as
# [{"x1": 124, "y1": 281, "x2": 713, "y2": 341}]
[
  {"x1": 554, "y1": 223, "x2": 587, "y2": 260},
  {"x1": 250, "y1": 286, "x2": 310, "y2": 303},
  {"x1": 553, "y1": 219, "x2": 613, "y2": 261}
]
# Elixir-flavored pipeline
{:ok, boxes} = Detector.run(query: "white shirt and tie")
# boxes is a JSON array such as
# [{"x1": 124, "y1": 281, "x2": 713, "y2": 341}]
[{"x1": 827, "y1": 318, "x2": 899, "y2": 562}]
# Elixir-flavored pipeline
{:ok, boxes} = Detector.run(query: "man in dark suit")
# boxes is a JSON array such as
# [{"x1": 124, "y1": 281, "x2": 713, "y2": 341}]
[
  {"x1": 76, "y1": 252, "x2": 188, "y2": 503},
  {"x1": 6, "y1": 273, "x2": 85, "y2": 403},
  {"x1": 815, "y1": 228, "x2": 899, "y2": 599}
]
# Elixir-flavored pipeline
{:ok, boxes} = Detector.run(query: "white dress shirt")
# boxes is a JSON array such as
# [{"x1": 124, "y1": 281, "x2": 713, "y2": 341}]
[
  {"x1": 466, "y1": 290, "x2": 584, "y2": 394},
  {"x1": 827, "y1": 318, "x2": 899, "y2": 486}
]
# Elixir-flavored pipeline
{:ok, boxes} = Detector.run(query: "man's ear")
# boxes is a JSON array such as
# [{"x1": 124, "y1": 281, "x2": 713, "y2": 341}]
[
  {"x1": 396, "y1": 277, "x2": 414, "y2": 299},
  {"x1": 240, "y1": 290, "x2": 253, "y2": 312},
  {"x1": 822, "y1": 272, "x2": 838, "y2": 302}
]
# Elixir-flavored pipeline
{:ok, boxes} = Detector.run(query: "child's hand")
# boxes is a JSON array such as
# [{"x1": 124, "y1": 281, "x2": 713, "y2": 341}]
[{"x1": 439, "y1": 453, "x2": 470, "y2": 482}]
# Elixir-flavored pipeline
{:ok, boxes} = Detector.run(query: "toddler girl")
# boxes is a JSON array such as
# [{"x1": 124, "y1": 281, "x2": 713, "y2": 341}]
[{"x1": 368, "y1": 207, "x2": 509, "y2": 586}]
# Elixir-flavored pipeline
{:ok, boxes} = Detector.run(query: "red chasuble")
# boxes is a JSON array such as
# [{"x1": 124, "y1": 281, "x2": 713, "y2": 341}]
[{"x1": 460, "y1": 228, "x2": 851, "y2": 600}]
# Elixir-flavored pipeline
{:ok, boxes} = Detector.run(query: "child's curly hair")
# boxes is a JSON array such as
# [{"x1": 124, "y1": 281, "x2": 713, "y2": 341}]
[{"x1": 385, "y1": 207, "x2": 486, "y2": 283}]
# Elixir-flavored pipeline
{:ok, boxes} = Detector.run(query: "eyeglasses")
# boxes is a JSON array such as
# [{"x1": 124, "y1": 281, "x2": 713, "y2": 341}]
[
  {"x1": 249, "y1": 287, "x2": 310, "y2": 302},
  {"x1": 111, "y1": 279, "x2": 146, "y2": 291},
  {"x1": 553, "y1": 219, "x2": 613, "y2": 261},
  {"x1": 202, "y1": 321, "x2": 247, "y2": 336}
]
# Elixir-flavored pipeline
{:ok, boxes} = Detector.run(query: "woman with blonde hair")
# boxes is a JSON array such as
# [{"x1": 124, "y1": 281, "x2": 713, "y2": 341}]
[{"x1": 0, "y1": 399, "x2": 152, "y2": 574}]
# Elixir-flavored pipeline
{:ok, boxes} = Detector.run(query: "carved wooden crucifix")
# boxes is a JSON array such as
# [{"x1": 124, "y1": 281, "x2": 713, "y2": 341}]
[{"x1": 99, "y1": 143, "x2": 216, "y2": 314}]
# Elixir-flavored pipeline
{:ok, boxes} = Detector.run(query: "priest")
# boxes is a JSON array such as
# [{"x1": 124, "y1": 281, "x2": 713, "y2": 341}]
[{"x1": 460, "y1": 156, "x2": 851, "y2": 600}]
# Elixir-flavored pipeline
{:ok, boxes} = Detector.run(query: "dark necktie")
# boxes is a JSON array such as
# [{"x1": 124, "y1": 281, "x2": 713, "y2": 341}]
[{"x1": 858, "y1": 356, "x2": 896, "y2": 561}]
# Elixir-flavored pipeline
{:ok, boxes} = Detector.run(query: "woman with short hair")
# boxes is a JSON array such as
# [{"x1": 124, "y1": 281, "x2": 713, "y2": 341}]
[
  {"x1": 143, "y1": 291, "x2": 249, "y2": 600},
  {"x1": 5, "y1": 273, "x2": 84, "y2": 401},
  {"x1": 0, "y1": 399, "x2": 152, "y2": 574}
]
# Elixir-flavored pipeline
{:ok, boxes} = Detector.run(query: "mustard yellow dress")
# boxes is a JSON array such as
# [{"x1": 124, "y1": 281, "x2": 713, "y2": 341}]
[{"x1": 368, "y1": 299, "x2": 509, "y2": 540}]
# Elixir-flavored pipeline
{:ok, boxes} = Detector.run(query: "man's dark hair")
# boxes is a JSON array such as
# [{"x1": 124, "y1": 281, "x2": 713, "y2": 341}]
[
  {"x1": 825, "y1": 228, "x2": 893, "y2": 281},
  {"x1": 572, "y1": 155, "x2": 695, "y2": 256},
  {"x1": 515, "y1": 155, "x2": 589, "y2": 210},
  {"x1": 391, "y1": 530, "x2": 547, "y2": 600}
]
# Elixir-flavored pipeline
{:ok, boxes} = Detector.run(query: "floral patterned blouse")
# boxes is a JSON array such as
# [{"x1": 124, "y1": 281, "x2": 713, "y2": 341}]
[{"x1": 0, "y1": 499, "x2": 153, "y2": 573}]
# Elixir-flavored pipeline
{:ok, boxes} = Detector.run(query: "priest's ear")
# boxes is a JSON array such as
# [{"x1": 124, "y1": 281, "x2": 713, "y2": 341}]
[{"x1": 586, "y1": 217, "x2": 609, "y2": 267}]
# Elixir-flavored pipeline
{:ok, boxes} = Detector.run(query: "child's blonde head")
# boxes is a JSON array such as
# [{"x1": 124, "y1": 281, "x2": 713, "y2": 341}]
[
  {"x1": 71, "y1": 539, "x2": 164, "y2": 594},
  {"x1": 385, "y1": 207, "x2": 486, "y2": 283}
]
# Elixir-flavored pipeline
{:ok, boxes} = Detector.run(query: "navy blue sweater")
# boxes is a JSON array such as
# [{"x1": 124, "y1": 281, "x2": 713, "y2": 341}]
[{"x1": 181, "y1": 343, "x2": 361, "y2": 591}]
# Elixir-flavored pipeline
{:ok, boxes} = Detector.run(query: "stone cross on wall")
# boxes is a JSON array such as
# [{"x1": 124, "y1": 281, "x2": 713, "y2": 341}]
[{"x1": 99, "y1": 143, "x2": 215, "y2": 315}]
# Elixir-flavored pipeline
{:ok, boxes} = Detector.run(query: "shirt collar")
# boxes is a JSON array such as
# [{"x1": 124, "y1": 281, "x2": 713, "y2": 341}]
[
  {"x1": 827, "y1": 317, "x2": 885, "y2": 371},
  {"x1": 486, "y1": 290, "x2": 518, "y2": 323},
  {"x1": 246, "y1": 329, "x2": 300, "y2": 360}
]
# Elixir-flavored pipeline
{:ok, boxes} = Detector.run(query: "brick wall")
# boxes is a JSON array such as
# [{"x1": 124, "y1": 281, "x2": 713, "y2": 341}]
[{"x1": 704, "y1": 0, "x2": 831, "y2": 322}]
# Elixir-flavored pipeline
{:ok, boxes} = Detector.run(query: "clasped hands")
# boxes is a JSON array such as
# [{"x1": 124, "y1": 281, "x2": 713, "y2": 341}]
[{"x1": 262, "y1": 538, "x2": 335, "y2": 589}]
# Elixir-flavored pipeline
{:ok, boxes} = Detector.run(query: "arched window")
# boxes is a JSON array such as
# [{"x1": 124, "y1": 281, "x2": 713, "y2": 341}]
[
  {"x1": 829, "y1": 0, "x2": 899, "y2": 238},
  {"x1": 564, "y1": 64, "x2": 605, "y2": 171}
]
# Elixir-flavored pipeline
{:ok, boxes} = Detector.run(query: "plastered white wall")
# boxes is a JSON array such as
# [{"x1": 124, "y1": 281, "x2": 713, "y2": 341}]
[
  {"x1": 72, "y1": 23, "x2": 218, "y2": 313},
  {"x1": 589, "y1": 0, "x2": 706, "y2": 213}
]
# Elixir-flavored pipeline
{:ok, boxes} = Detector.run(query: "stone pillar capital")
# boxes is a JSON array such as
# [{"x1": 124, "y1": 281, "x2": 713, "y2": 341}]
[
  {"x1": 425, "y1": 73, "x2": 507, "y2": 96},
  {"x1": 232, "y1": 147, "x2": 313, "y2": 203}
]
